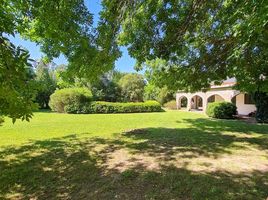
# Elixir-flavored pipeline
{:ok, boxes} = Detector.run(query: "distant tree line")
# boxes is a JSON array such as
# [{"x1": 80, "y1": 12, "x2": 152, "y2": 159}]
[{"x1": 33, "y1": 58, "x2": 175, "y2": 110}]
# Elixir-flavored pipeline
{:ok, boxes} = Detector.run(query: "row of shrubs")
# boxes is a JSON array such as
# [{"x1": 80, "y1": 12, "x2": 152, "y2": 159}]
[
  {"x1": 49, "y1": 87, "x2": 237, "y2": 118},
  {"x1": 49, "y1": 87, "x2": 162, "y2": 114}
]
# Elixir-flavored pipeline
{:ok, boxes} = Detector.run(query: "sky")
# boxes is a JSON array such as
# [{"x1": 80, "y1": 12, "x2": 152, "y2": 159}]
[{"x1": 8, "y1": 0, "x2": 136, "y2": 73}]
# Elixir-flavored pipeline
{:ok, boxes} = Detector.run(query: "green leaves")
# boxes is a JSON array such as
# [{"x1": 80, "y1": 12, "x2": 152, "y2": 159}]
[
  {"x1": 118, "y1": 73, "x2": 146, "y2": 102},
  {"x1": 1, "y1": 0, "x2": 120, "y2": 122},
  {"x1": 0, "y1": 36, "x2": 38, "y2": 122},
  {"x1": 100, "y1": 0, "x2": 268, "y2": 94}
]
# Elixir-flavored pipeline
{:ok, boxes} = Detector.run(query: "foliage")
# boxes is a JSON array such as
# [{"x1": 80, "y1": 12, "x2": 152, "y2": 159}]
[
  {"x1": 54, "y1": 65, "x2": 73, "y2": 89},
  {"x1": 119, "y1": 73, "x2": 146, "y2": 102},
  {"x1": 35, "y1": 60, "x2": 57, "y2": 109},
  {"x1": 144, "y1": 84, "x2": 174, "y2": 105},
  {"x1": 88, "y1": 101, "x2": 162, "y2": 114},
  {"x1": 157, "y1": 86, "x2": 175, "y2": 105},
  {"x1": 100, "y1": 0, "x2": 268, "y2": 122},
  {"x1": 110, "y1": 70, "x2": 127, "y2": 83},
  {"x1": 206, "y1": 102, "x2": 237, "y2": 119},
  {"x1": 163, "y1": 100, "x2": 177, "y2": 110},
  {"x1": 143, "y1": 83, "x2": 161, "y2": 102},
  {"x1": 1, "y1": 0, "x2": 119, "y2": 121},
  {"x1": 0, "y1": 36, "x2": 37, "y2": 122},
  {"x1": 0, "y1": 116, "x2": 4, "y2": 125},
  {"x1": 91, "y1": 73, "x2": 121, "y2": 102},
  {"x1": 254, "y1": 92, "x2": 268, "y2": 123},
  {"x1": 49, "y1": 87, "x2": 92, "y2": 113}
]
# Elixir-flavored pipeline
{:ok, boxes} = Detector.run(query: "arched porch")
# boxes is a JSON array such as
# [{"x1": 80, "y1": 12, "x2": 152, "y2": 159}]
[
  {"x1": 176, "y1": 90, "x2": 239, "y2": 113},
  {"x1": 190, "y1": 95, "x2": 203, "y2": 110},
  {"x1": 207, "y1": 94, "x2": 225, "y2": 103},
  {"x1": 176, "y1": 96, "x2": 188, "y2": 110}
]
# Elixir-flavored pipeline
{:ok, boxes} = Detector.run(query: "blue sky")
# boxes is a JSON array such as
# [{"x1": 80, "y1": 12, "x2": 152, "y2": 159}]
[{"x1": 8, "y1": 0, "x2": 136, "y2": 73}]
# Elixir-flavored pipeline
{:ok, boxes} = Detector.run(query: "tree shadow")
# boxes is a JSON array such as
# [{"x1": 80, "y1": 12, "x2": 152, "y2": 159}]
[
  {"x1": 0, "y1": 118, "x2": 268, "y2": 199},
  {"x1": 179, "y1": 118, "x2": 268, "y2": 135},
  {"x1": 122, "y1": 127, "x2": 268, "y2": 160}
]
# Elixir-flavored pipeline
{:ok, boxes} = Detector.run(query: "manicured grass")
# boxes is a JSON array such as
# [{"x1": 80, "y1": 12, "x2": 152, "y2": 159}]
[{"x1": 0, "y1": 111, "x2": 268, "y2": 199}]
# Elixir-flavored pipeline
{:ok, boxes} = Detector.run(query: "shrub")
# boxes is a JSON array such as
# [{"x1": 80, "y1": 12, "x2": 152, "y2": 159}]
[
  {"x1": 49, "y1": 87, "x2": 92, "y2": 113},
  {"x1": 88, "y1": 100, "x2": 162, "y2": 114},
  {"x1": 206, "y1": 102, "x2": 237, "y2": 119},
  {"x1": 163, "y1": 100, "x2": 177, "y2": 110},
  {"x1": 0, "y1": 117, "x2": 4, "y2": 125}
]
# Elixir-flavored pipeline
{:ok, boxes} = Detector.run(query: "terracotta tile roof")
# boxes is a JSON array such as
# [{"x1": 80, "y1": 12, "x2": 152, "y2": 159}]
[{"x1": 211, "y1": 81, "x2": 236, "y2": 88}]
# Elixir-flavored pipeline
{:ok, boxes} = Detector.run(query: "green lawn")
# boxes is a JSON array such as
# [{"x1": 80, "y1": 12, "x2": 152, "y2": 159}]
[{"x1": 0, "y1": 111, "x2": 268, "y2": 200}]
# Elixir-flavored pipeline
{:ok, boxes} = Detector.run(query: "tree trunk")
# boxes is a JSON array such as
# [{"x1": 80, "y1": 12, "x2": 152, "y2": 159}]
[{"x1": 254, "y1": 91, "x2": 268, "y2": 123}]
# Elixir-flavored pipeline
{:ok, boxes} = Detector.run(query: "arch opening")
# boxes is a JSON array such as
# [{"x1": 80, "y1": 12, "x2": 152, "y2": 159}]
[
  {"x1": 179, "y1": 96, "x2": 188, "y2": 109},
  {"x1": 191, "y1": 95, "x2": 203, "y2": 110},
  {"x1": 207, "y1": 94, "x2": 225, "y2": 103}
]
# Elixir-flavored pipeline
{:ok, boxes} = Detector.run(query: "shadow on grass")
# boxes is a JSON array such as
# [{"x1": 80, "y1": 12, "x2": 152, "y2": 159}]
[
  {"x1": 120, "y1": 118, "x2": 268, "y2": 159},
  {"x1": 0, "y1": 118, "x2": 268, "y2": 199},
  {"x1": 179, "y1": 117, "x2": 268, "y2": 134}
]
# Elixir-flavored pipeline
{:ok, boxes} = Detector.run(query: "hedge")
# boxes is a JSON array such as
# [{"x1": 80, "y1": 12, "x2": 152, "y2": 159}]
[
  {"x1": 163, "y1": 100, "x2": 177, "y2": 110},
  {"x1": 206, "y1": 102, "x2": 237, "y2": 119},
  {"x1": 0, "y1": 117, "x2": 4, "y2": 125},
  {"x1": 63, "y1": 100, "x2": 162, "y2": 114},
  {"x1": 49, "y1": 87, "x2": 93, "y2": 113},
  {"x1": 88, "y1": 101, "x2": 162, "y2": 113}
]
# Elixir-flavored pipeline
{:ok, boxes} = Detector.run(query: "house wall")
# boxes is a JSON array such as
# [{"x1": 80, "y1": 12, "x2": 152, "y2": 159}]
[
  {"x1": 215, "y1": 95, "x2": 224, "y2": 102},
  {"x1": 176, "y1": 89, "x2": 256, "y2": 116},
  {"x1": 235, "y1": 94, "x2": 256, "y2": 115}
]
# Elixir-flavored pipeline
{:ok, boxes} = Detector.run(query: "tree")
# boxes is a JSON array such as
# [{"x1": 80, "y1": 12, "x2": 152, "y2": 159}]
[
  {"x1": 119, "y1": 73, "x2": 145, "y2": 102},
  {"x1": 91, "y1": 73, "x2": 121, "y2": 102},
  {"x1": 0, "y1": 36, "x2": 37, "y2": 122},
  {"x1": 100, "y1": 0, "x2": 268, "y2": 122},
  {"x1": 35, "y1": 60, "x2": 56, "y2": 109},
  {"x1": 144, "y1": 84, "x2": 174, "y2": 105},
  {"x1": 111, "y1": 70, "x2": 127, "y2": 83},
  {"x1": 1, "y1": 0, "x2": 119, "y2": 121},
  {"x1": 144, "y1": 83, "x2": 161, "y2": 102}
]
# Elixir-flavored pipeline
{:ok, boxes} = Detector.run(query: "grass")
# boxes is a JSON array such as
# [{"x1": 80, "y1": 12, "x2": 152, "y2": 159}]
[{"x1": 0, "y1": 110, "x2": 268, "y2": 199}]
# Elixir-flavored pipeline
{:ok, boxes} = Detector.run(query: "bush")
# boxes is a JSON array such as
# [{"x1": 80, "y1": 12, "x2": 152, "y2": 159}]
[
  {"x1": 0, "y1": 117, "x2": 4, "y2": 125},
  {"x1": 49, "y1": 87, "x2": 92, "y2": 113},
  {"x1": 88, "y1": 101, "x2": 162, "y2": 114},
  {"x1": 163, "y1": 100, "x2": 177, "y2": 110},
  {"x1": 206, "y1": 102, "x2": 237, "y2": 119}
]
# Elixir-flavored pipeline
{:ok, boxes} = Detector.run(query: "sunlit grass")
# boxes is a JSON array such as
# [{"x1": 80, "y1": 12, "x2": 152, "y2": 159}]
[{"x1": 0, "y1": 111, "x2": 267, "y2": 199}]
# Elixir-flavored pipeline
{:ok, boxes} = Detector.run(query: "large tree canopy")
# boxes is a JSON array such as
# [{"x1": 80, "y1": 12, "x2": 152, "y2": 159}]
[
  {"x1": 0, "y1": 0, "x2": 119, "y2": 121},
  {"x1": 101, "y1": 0, "x2": 268, "y2": 122},
  {"x1": 118, "y1": 73, "x2": 146, "y2": 102},
  {"x1": 1, "y1": 0, "x2": 268, "y2": 122}
]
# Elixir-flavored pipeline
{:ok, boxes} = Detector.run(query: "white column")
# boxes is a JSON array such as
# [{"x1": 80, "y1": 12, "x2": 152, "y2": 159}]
[
  {"x1": 187, "y1": 97, "x2": 191, "y2": 111},
  {"x1": 176, "y1": 97, "x2": 180, "y2": 110},
  {"x1": 203, "y1": 97, "x2": 207, "y2": 113}
]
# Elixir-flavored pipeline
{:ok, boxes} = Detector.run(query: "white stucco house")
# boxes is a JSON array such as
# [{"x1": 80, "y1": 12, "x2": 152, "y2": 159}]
[{"x1": 176, "y1": 79, "x2": 256, "y2": 115}]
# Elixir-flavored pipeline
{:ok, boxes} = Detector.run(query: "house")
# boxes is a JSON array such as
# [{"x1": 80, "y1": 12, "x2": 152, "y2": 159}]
[{"x1": 176, "y1": 79, "x2": 256, "y2": 115}]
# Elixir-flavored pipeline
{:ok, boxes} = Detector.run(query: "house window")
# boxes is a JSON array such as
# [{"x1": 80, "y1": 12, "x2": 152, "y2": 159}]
[{"x1": 244, "y1": 94, "x2": 255, "y2": 104}]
